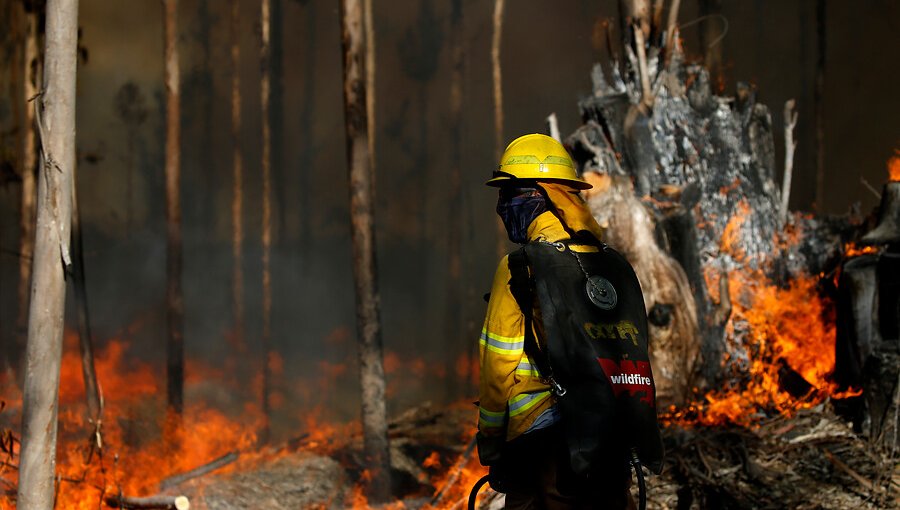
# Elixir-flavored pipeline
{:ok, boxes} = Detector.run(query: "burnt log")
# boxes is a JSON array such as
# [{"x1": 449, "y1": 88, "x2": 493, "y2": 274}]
[
  {"x1": 158, "y1": 452, "x2": 239, "y2": 490},
  {"x1": 104, "y1": 495, "x2": 189, "y2": 510}
]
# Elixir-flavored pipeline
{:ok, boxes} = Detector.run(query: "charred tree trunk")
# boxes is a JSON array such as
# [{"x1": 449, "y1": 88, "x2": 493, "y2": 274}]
[
  {"x1": 230, "y1": 0, "x2": 244, "y2": 353},
  {"x1": 17, "y1": 1, "x2": 42, "y2": 365},
  {"x1": 568, "y1": 2, "x2": 785, "y2": 399},
  {"x1": 813, "y1": 0, "x2": 826, "y2": 211},
  {"x1": 447, "y1": 0, "x2": 465, "y2": 389},
  {"x1": 16, "y1": 1, "x2": 79, "y2": 508},
  {"x1": 163, "y1": 0, "x2": 184, "y2": 417},
  {"x1": 259, "y1": 0, "x2": 273, "y2": 446},
  {"x1": 71, "y1": 163, "x2": 102, "y2": 425},
  {"x1": 491, "y1": 0, "x2": 505, "y2": 257},
  {"x1": 338, "y1": 0, "x2": 392, "y2": 501}
]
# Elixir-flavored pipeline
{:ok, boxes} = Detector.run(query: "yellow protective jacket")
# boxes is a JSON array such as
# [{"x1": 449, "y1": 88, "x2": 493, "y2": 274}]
[{"x1": 478, "y1": 183, "x2": 605, "y2": 442}]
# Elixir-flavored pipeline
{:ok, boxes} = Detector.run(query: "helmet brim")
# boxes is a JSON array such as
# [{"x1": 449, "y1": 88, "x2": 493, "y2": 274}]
[{"x1": 485, "y1": 175, "x2": 593, "y2": 190}]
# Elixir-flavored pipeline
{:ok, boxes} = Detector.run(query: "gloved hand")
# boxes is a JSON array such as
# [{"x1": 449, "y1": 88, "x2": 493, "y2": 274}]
[
  {"x1": 475, "y1": 431, "x2": 505, "y2": 466},
  {"x1": 476, "y1": 432, "x2": 511, "y2": 493}
]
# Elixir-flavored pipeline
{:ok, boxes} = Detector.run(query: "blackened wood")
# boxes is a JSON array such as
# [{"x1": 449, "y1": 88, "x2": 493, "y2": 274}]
[
  {"x1": 158, "y1": 451, "x2": 238, "y2": 490},
  {"x1": 338, "y1": 0, "x2": 392, "y2": 501},
  {"x1": 163, "y1": 0, "x2": 184, "y2": 416},
  {"x1": 71, "y1": 163, "x2": 101, "y2": 424},
  {"x1": 104, "y1": 494, "x2": 189, "y2": 510},
  {"x1": 834, "y1": 255, "x2": 878, "y2": 390},
  {"x1": 16, "y1": 1, "x2": 78, "y2": 508}
]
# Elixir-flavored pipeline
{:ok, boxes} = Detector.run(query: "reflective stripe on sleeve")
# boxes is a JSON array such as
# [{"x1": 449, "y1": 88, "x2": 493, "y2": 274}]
[
  {"x1": 478, "y1": 407, "x2": 506, "y2": 428},
  {"x1": 515, "y1": 358, "x2": 542, "y2": 377},
  {"x1": 508, "y1": 391, "x2": 551, "y2": 417},
  {"x1": 480, "y1": 329, "x2": 524, "y2": 355}
]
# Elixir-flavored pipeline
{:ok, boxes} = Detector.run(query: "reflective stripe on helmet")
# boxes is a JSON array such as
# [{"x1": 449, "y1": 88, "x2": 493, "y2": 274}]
[{"x1": 503, "y1": 154, "x2": 574, "y2": 168}]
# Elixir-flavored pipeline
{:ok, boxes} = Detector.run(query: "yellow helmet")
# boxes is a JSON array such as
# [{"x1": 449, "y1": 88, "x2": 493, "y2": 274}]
[{"x1": 486, "y1": 133, "x2": 592, "y2": 190}]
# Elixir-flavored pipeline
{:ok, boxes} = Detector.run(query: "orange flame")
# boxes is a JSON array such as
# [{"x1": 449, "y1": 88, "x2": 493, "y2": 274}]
[
  {"x1": 889, "y1": 150, "x2": 900, "y2": 182},
  {"x1": 666, "y1": 201, "x2": 862, "y2": 428},
  {"x1": 844, "y1": 242, "x2": 880, "y2": 258}
]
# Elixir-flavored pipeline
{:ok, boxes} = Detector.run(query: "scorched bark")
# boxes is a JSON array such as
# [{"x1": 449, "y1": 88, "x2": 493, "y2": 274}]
[{"x1": 338, "y1": 0, "x2": 392, "y2": 501}]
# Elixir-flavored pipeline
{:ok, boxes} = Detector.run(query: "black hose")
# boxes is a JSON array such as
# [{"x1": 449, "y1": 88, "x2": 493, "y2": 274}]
[
  {"x1": 630, "y1": 450, "x2": 647, "y2": 510},
  {"x1": 467, "y1": 475, "x2": 491, "y2": 510}
]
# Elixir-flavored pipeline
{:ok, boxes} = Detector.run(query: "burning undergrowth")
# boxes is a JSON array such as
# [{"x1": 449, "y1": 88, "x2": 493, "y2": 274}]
[
  {"x1": 663, "y1": 207, "x2": 862, "y2": 428},
  {"x1": 0, "y1": 333, "x2": 484, "y2": 510}
]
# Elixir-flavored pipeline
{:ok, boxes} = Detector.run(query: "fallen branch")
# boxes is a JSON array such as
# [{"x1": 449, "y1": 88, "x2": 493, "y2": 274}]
[
  {"x1": 158, "y1": 451, "x2": 238, "y2": 490},
  {"x1": 820, "y1": 448, "x2": 879, "y2": 494},
  {"x1": 430, "y1": 436, "x2": 477, "y2": 506},
  {"x1": 104, "y1": 494, "x2": 190, "y2": 510}
]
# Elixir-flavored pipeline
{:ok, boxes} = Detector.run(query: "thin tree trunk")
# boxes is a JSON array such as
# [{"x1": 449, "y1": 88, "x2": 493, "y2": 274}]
[
  {"x1": 17, "y1": 3, "x2": 41, "y2": 362},
  {"x1": 297, "y1": 1, "x2": 316, "y2": 275},
  {"x1": 270, "y1": 0, "x2": 285, "y2": 234},
  {"x1": 364, "y1": 0, "x2": 375, "y2": 182},
  {"x1": 338, "y1": 0, "x2": 391, "y2": 501},
  {"x1": 491, "y1": 0, "x2": 505, "y2": 258},
  {"x1": 71, "y1": 162, "x2": 102, "y2": 425},
  {"x1": 814, "y1": 0, "x2": 826, "y2": 211},
  {"x1": 16, "y1": 1, "x2": 79, "y2": 508},
  {"x1": 163, "y1": 0, "x2": 184, "y2": 417},
  {"x1": 230, "y1": 0, "x2": 244, "y2": 353},
  {"x1": 447, "y1": 0, "x2": 464, "y2": 397},
  {"x1": 259, "y1": 0, "x2": 273, "y2": 446}
]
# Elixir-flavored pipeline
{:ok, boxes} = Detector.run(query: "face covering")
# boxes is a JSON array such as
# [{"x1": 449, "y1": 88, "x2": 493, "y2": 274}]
[{"x1": 496, "y1": 188, "x2": 548, "y2": 244}]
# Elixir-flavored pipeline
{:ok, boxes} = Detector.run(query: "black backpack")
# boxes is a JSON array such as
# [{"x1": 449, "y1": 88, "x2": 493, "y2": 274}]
[{"x1": 508, "y1": 239, "x2": 664, "y2": 475}]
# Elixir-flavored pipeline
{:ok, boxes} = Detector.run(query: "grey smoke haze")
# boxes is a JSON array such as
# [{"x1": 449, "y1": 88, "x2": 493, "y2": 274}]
[{"x1": 0, "y1": 0, "x2": 898, "y2": 429}]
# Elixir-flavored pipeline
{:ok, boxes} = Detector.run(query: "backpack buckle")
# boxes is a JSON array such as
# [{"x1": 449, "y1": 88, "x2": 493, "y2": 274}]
[{"x1": 549, "y1": 377, "x2": 567, "y2": 397}]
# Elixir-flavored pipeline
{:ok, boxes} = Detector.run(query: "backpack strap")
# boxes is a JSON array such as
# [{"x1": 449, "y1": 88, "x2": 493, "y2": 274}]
[{"x1": 508, "y1": 247, "x2": 564, "y2": 396}]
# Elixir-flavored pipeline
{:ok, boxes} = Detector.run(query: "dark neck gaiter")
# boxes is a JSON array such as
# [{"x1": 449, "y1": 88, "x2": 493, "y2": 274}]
[{"x1": 497, "y1": 191, "x2": 548, "y2": 244}]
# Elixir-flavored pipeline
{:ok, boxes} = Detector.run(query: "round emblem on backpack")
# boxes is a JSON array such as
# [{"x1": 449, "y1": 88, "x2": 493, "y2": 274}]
[{"x1": 586, "y1": 276, "x2": 617, "y2": 310}]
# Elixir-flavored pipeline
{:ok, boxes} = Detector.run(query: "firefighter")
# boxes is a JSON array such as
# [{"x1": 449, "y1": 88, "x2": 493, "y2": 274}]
[{"x1": 477, "y1": 133, "x2": 646, "y2": 509}]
